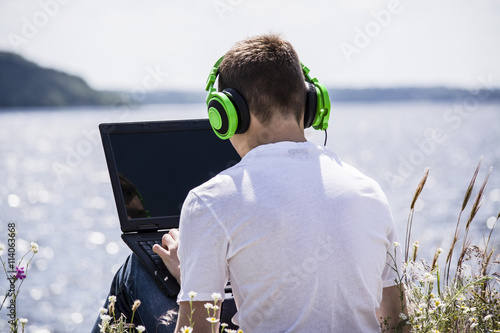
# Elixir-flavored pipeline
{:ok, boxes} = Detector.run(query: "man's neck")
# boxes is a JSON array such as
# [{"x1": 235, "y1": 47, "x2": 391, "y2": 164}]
[{"x1": 230, "y1": 115, "x2": 306, "y2": 157}]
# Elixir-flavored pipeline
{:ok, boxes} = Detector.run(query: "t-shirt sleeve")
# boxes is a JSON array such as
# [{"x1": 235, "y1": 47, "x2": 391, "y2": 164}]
[{"x1": 177, "y1": 190, "x2": 229, "y2": 303}]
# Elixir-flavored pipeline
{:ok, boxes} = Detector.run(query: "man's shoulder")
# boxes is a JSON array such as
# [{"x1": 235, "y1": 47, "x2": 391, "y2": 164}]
[{"x1": 190, "y1": 163, "x2": 242, "y2": 197}]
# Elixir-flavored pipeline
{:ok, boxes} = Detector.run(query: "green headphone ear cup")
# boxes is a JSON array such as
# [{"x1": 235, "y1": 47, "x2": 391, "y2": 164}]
[
  {"x1": 301, "y1": 62, "x2": 331, "y2": 131},
  {"x1": 310, "y1": 80, "x2": 331, "y2": 131},
  {"x1": 304, "y1": 82, "x2": 317, "y2": 128},
  {"x1": 223, "y1": 88, "x2": 250, "y2": 134},
  {"x1": 207, "y1": 91, "x2": 239, "y2": 140}
]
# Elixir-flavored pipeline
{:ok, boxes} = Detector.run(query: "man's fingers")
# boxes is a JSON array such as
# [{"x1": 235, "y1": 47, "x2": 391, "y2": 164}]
[
  {"x1": 153, "y1": 243, "x2": 167, "y2": 256},
  {"x1": 169, "y1": 228, "x2": 179, "y2": 240},
  {"x1": 161, "y1": 229, "x2": 179, "y2": 250},
  {"x1": 152, "y1": 237, "x2": 181, "y2": 284}
]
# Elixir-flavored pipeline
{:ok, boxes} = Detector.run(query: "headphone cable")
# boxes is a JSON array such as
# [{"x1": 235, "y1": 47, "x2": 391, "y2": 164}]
[{"x1": 323, "y1": 130, "x2": 328, "y2": 146}]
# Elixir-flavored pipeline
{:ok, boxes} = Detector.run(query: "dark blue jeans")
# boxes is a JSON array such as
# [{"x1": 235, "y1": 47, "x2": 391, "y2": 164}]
[{"x1": 91, "y1": 254, "x2": 178, "y2": 333}]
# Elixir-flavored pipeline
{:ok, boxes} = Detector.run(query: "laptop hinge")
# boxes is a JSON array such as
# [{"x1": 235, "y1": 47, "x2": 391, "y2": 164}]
[{"x1": 137, "y1": 224, "x2": 159, "y2": 231}]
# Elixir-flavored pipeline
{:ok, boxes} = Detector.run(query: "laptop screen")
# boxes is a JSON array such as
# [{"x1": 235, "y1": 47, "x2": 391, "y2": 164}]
[{"x1": 100, "y1": 119, "x2": 241, "y2": 232}]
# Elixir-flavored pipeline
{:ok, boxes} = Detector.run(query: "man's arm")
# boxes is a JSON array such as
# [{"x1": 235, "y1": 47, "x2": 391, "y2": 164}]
[
  {"x1": 174, "y1": 300, "x2": 222, "y2": 332},
  {"x1": 376, "y1": 284, "x2": 410, "y2": 333}
]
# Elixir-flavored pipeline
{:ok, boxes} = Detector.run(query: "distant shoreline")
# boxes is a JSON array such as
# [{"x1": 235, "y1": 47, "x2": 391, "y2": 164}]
[
  {"x1": 138, "y1": 87, "x2": 500, "y2": 105},
  {"x1": 2, "y1": 51, "x2": 500, "y2": 108},
  {"x1": 2, "y1": 89, "x2": 500, "y2": 110}
]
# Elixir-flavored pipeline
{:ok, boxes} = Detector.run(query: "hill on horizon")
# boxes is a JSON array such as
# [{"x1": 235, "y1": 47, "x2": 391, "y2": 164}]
[{"x1": 0, "y1": 51, "x2": 120, "y2": 107}]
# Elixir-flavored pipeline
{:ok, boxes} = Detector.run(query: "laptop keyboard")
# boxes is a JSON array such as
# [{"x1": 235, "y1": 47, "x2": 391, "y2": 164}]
[
  {"x1": 138, "y1": 239, "x2": 232, "y2": 292},
  {"x1": 138, "y1": 240, "x2": 169, "y2": 271}
]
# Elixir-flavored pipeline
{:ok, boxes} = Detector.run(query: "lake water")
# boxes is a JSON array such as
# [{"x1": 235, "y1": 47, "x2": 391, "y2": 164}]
[{"x1": 0, "y1": 101, "x2": 499, "y2": 332}]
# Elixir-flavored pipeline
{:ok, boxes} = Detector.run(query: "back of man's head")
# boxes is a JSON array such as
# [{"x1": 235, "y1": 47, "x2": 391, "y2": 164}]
[{"x1": 218, "y1": 34, "x2": 306, "y2": 126}]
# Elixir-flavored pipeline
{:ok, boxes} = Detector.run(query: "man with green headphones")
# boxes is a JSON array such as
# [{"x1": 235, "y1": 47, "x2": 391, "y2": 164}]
[
  {"x1": 92, "y1": 34, "x2": 407, "y2": 333},
  {"x1": 154, "y1": 34, "x2": 408, "y2": 332}
]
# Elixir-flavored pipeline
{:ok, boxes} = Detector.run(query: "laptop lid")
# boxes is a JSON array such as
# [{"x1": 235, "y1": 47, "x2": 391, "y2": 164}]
[{"x1": 99, "y1": 119, "x2": 241, "y2": 233}]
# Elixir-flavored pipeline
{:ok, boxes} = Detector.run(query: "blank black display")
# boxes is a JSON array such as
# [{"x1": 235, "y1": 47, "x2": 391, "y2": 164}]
[{"x1": 109, "y1": 128, "x2": 240, "y2": 219}]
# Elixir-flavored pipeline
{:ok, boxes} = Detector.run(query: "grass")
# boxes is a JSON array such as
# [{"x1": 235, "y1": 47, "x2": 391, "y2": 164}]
[{"x1": 391, "y1": 159, "x2": 500, "y2": 332}]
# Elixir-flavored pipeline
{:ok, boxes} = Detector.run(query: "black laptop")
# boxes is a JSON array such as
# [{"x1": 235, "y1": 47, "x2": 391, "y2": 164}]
[{"x1": 99, "y1": 119, "x2": 241, "y2": 297}]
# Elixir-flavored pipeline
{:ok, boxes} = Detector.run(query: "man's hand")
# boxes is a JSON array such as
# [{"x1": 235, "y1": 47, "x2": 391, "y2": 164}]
[
  {"x1": 376, "y1": 284, "x2": 410, "y2": 332},
  {"x1": 153, "y1": 229, "x2": 181, "y2": 284}
]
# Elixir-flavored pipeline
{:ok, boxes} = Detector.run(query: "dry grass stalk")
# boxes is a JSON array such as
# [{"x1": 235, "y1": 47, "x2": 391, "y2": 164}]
[
  {"x1": 484, "y1": 212, "x2": 499, "y2": 259},
  {"x1": 444, "y1": 158, "x2": 482, "y2": 285},
  {"x1": 482, "y1": 213, "x2": 499, "y2": 295},
  {"x1": 405, "y1": 168, "x2": 429, "y2": 262},
  {"x1": 454, "y1": 168, "x2": 491, "y2": 282},
  {"x1": 462, "y1": 167, "x2": 492, "y2": 247},
  {"x1": 455, "y1": 238, "x2": 473, "y2": 282},
  {"x1": 412, "y1": 242, "x2": 419, "y2": 262},
  {"x1": 461, "y1": 157, "x2": 482, "y2": 211},
  {"x1": 481, "y1": 250, "x2": 495, "y2": 294},
  {"x1": 411, "y1": 168, "x2": 430, "y2": 210},
  {"x1": 431, "y1": 246, "x2": 442, "y2": 271}
]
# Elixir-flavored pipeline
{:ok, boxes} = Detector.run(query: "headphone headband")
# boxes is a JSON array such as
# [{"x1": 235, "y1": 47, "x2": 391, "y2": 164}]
[{"x1": 205, "y1": 56, "x2": 224, "y2": 94}]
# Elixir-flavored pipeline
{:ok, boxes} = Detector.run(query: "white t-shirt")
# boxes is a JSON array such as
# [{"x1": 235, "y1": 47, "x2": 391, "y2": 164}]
[{"x1": 177, "y1": 141, "x2": 401, "y2": 332}]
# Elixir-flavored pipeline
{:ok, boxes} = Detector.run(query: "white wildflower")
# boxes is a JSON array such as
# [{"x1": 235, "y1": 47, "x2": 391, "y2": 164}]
[
  {"x1": 136, "y1": 325, "x2": 146, "y2": 333},
  {"x1": 399, "y1": 313, "x2": 407, "y2": 320},
  {"x1": 418, "y1": 303, "x2": 428, "y2": 310},
  {"x1": 30, "y1": 242, "x2": 39, "y2": 253},
  {"x1": 179, "y1": 326, "x2": 193, "y2": 333},
  {"x1": 188, "y1": 291, "x2": 197, "y2": 299},
  {"x1": 422, "y1": 272, "x2": 436, "y2": 283},
  {"x1": 100, "y1": 314, "x2": 112, "y2": 323},
  {"x1": 205, "y1": 303, "x2": 214, "y2": 309},
  {"x1": 484, "y1": 314, "x2": 493, "y2": 321},
  {"x1": 108, "y1": 295, "x2": 117, "y2": 304},
  {"x1": 206, "y1": 317, "x2": 219, "y2": 323},
  {"x1": 99, "y1": 308, "x2": 108, "y2": 315},
  {"x1": 211, "y1": 292, "x2": 222, "y2": 302},
  {"x1": 19, "y1": 318, "x2": 28, "y2": 324},
  {"x1": 393, "y1": 242, "x2": 400, "y2": 248}
]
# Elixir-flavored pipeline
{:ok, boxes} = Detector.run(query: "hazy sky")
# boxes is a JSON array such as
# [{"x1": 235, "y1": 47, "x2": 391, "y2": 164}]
[{"x1": 1, "y1": 0, "x2": 500, "y2": 91}]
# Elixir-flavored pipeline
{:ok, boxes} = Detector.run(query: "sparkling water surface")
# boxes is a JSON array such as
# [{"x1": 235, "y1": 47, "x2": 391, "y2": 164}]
[{"x1": 0, "y1": 101, "x2": 499, "y2": 332}]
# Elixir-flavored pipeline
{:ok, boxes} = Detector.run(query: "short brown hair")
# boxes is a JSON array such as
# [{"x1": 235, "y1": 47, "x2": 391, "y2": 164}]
[{"x1": 218, "y1": 34, "x2": 306, "y2": 125}]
